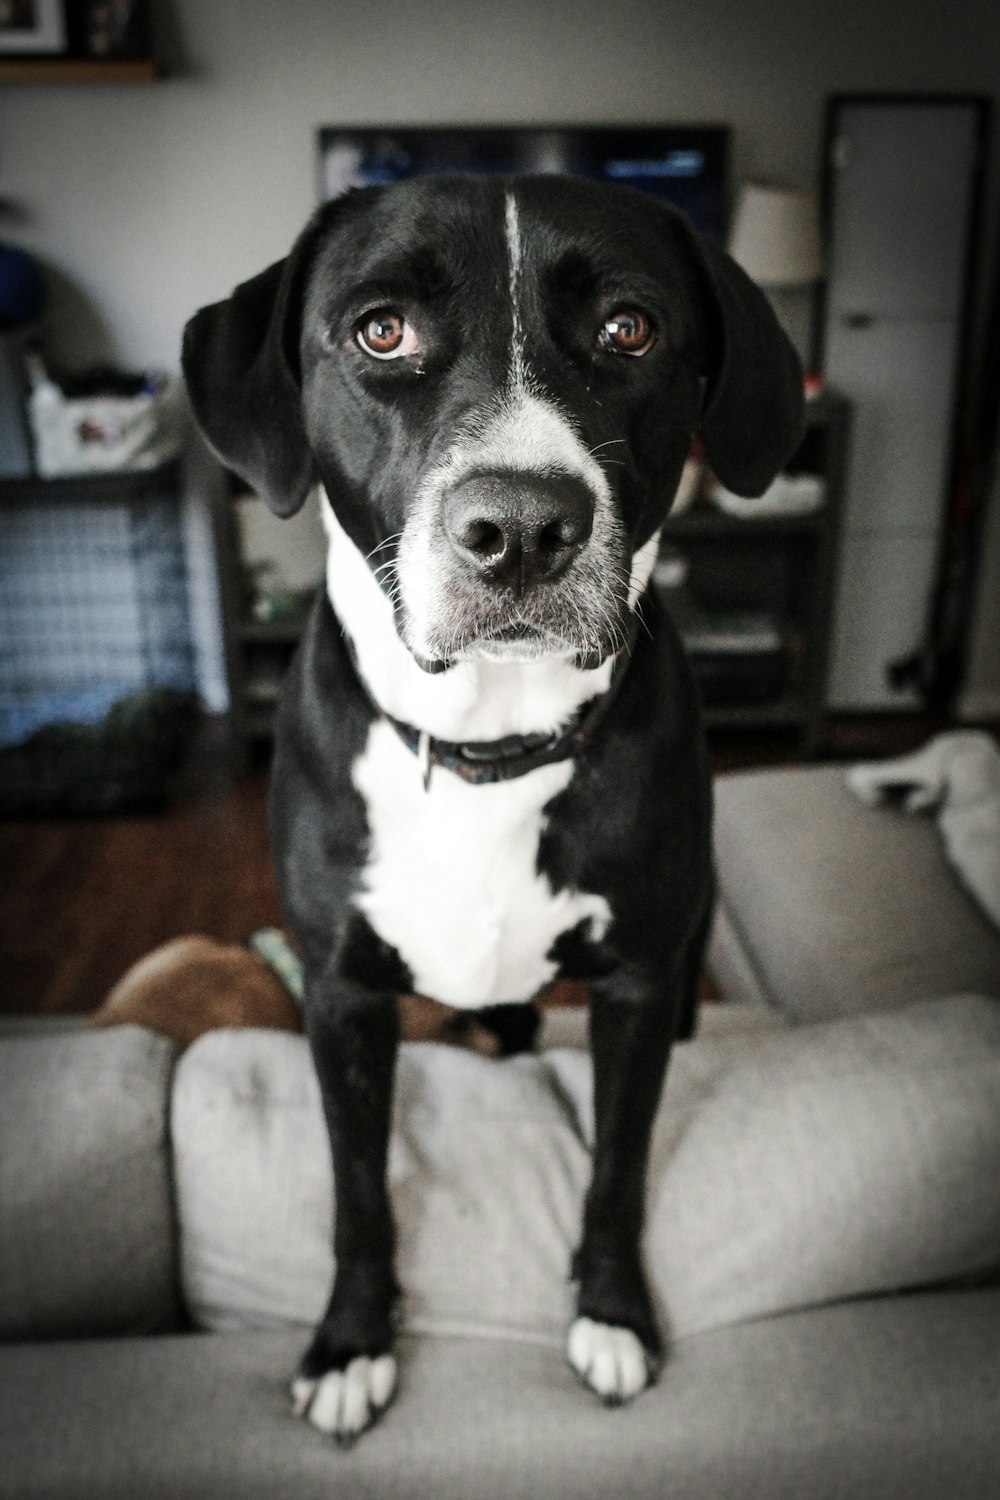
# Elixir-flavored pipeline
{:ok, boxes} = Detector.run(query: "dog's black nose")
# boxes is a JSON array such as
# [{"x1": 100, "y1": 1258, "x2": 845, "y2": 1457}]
[{"x1": 444, "y1": 471, "x2": 594, "y2": 591}]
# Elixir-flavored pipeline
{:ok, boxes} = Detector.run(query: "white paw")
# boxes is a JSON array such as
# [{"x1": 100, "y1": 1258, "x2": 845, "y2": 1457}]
[
  {"x1": 567, "y1": 1317, "x2": 652, "y2": 1405},
  {"x1": 291, "y1": 1354, "x2": 397, "y2": 1443}
]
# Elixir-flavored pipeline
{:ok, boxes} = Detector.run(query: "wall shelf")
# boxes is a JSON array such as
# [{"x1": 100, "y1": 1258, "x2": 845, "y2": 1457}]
[{"x1": 0, "y1": 58, "x2": 160, "y2": 83}]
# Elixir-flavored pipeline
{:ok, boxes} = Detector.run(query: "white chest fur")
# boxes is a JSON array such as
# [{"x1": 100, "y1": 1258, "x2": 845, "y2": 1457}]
[
  {"x1": 351, "y1": 720, "x2": 610, "y2": 1008},
  {"x1": 320, "y1": 491, "x2": 623, "y2": 1008}
]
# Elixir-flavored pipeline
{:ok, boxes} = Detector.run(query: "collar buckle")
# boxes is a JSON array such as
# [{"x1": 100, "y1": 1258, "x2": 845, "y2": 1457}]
[{"x1": 418, "y1": 729, "x2": 433, "y2": 791}]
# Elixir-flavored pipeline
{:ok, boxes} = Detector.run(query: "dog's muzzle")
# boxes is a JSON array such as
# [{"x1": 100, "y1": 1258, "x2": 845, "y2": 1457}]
[{"x1": 443, "y1": 470, "x2": 594, "y2": 594}]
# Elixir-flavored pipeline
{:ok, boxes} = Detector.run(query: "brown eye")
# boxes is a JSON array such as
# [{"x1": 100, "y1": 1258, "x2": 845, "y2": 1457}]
[
  {"x1": 601, "y1": 309, "x2": 655, "y2": 356},
  {"x1": 356, "y1": 311, "x2": 419, "y2": 360}
]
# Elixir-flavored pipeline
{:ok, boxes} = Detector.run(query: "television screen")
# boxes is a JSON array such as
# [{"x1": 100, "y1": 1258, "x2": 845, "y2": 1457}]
[{"x1": 317, "y1": 125, "x2": 730, "y2": 242}]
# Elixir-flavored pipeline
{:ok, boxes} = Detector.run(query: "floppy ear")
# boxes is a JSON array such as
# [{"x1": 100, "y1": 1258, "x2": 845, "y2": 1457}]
[
  {"x1": 181, "y1": 226, "x2": 320, "y2": 516},
  {"x1": 684, "y1": 229, "x2": 805, "y2": 498}
]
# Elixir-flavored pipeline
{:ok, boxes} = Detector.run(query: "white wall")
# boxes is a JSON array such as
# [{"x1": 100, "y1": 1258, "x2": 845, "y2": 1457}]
[{"x1": 2, "y1": 0, "x2": 998, "y2": 709}]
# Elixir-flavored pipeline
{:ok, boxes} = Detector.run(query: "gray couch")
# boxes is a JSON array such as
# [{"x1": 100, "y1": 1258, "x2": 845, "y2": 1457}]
[{"x1": 2, "y1": 765, "x2": 999, "y2": 1500}]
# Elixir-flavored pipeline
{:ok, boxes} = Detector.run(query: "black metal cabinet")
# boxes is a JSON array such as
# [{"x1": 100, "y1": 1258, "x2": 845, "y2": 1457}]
[
  {"x1": 0, "y1": 462, "x2": 198, "y2": 811},
  {"x1": 660, "y1": 391, "x2": 850, "y2": 755}
]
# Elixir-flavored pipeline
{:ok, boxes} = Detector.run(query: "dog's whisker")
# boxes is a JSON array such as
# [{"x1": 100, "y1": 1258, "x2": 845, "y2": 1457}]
[
  {"x1": 631, "y1": 597, "x2": 654, "y2": 642},
  {"x1": 365, "y1": 532, "x2": 404, "y2": 563}
]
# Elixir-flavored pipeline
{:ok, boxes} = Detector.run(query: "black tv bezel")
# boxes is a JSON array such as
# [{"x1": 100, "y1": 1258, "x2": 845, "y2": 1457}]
[{"x1": 315, "y1": 122, "x2": 732, "y2": 240}]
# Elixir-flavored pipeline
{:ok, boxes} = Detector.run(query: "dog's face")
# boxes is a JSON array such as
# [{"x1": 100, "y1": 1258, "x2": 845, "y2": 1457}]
[{"x1": 184, "y1": 176, "x2": 803, "y2": 671}]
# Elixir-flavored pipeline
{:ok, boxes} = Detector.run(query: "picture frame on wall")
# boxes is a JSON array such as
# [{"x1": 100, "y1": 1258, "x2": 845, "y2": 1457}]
[
  {"x1": 0, "y1": 0, "x2": 67, "y2": 54},
  {"x1": 66, "y1": 0, "x2": 151, "y2": 61}
]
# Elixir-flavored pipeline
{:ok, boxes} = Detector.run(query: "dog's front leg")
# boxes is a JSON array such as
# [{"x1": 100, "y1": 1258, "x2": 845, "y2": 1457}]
[
  {"x1": 568, "y1": 975, "x2": 678, "y2": 1405},
  {"x1": 291, "y1": 972, "x2": 400, "y2": 1445}
]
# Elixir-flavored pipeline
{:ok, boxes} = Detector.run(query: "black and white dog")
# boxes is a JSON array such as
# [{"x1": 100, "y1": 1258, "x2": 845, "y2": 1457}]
[{"x1": 183, "y1": 174, "x2": 803, "y2": 1443}]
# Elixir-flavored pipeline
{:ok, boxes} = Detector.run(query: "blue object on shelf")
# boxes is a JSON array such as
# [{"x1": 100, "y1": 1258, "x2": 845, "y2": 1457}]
[
  {"x1": 0, "y1": 245, "x2": 43, "y2": 330},
  {"x1": 0, "y1": 329, "x2": 34, "y2": 478},
  {"x1": 0, "y1": 685, "x2": 128, "y2": 751}
]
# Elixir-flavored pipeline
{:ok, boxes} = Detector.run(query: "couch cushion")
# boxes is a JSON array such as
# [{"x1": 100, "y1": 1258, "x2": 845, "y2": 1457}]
[
  {"x1": 614, "y1": 992, "x2": 1000, "y2": 1337},
  {"x1": 172, "y1": 994, "x2": 1000, "y2": 1345},
  {"x1": 711, "y1": 765, "x2": 1000, "y2": 1021},
  {"x1": 2, "y1": 1294, "x2": 998, "y2": 1500},
  {"x1": 174, "y1": 1035, "x2": 590, "y2": 1344},
  {"x1": 0, "y1": 1023, "x2": 178, "y2": 1338}
]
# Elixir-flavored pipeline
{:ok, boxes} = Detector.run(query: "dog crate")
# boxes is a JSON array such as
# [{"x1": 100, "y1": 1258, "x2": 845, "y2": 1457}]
[{"x1": 0, "y1": 464, "x2": 198, "y2": 814}]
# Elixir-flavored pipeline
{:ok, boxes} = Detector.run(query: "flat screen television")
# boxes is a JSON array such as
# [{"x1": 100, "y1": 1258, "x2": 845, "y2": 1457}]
[{"x1": 317, "y1": 125, "x2": 730, "y2": 242}]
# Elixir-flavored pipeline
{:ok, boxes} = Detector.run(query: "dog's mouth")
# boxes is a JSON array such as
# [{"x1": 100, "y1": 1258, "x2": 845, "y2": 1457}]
[
  {"x1": 485, "y1": 623, "x2": 533, "y2": 642},
  {"x1": 477, "y1": 621, "x2": 560, "y2": 658},
  {"x1": 398, "y1": 573, "x2": 631, "y2": 672}
]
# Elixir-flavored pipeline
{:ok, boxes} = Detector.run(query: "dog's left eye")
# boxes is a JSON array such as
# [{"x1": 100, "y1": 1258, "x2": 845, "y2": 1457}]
[
  {"x1": 356, "y1": 311, "x2": 420, "y2": 361},
  {"x1": 599, "y1": 309, "x2": 656, "y2": 357}
]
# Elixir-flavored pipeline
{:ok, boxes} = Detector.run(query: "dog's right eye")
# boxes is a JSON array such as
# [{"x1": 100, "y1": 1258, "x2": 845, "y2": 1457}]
[
  {"x1": 599, "y1": 308, "x2": 656, "y2": 357},
  {"x1": 356, "y1": 311, "x2": 420, "y2": 361}
]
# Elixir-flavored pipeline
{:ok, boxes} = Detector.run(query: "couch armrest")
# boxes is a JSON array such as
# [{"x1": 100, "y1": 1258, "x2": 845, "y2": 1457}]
[{"x1": 0, "y1": 1022, "x2": 180, "y2": 1339}]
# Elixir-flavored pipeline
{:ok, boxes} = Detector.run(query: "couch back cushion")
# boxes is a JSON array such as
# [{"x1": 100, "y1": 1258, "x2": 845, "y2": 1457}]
[
  {"x1": 0, "y1": 1023, "x2": 179, "y2": 1338},
  {"x1": 173, "y1": 1033, "x2": 589, "y2": 1343},
  {"x1": 172, "y1": 994, "x2": 1000, "y2": 1346},
  {"x1": 711, "y1": 766, "x2": 1000, "y2": 1022}
]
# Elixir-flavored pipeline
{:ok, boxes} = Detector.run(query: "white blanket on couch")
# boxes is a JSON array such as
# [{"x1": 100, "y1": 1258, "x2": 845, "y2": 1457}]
[{"x1": 847, "y1": 731, "x2": 1000, "y2": 930}]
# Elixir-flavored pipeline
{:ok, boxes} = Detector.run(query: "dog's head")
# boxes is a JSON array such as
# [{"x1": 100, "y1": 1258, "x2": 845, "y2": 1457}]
[{"x1": 183, "y1": 175, "x2": 803, "y2": 671}]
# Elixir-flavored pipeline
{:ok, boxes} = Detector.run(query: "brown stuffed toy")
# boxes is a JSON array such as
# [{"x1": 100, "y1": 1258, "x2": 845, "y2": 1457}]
[
  {"x1": 90, "y1": 931, "x2": 586, "y2": 1055},
  {"x1": 89, "y1": 935, "x2": 302, "y2": 1050}
]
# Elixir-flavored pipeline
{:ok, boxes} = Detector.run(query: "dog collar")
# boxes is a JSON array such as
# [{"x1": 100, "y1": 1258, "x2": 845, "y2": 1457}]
[
  {"x1": 343, "y1": 620, "x2": 640, "y2": 790},
  {"x1": 387, "y1": 693, "x2": 610, "y2": 789}
]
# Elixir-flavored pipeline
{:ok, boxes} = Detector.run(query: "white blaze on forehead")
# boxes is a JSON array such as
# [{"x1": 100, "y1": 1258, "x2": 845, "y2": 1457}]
[
  {"x1": 450, "y1": 391, "x2": 612, "y2": 500},
  {"x1": 505, "y1": 190, "x2": 527, "y2": 390},
  {"x1": 495, "y1": 189, "x2": 608, "y2": 498}
]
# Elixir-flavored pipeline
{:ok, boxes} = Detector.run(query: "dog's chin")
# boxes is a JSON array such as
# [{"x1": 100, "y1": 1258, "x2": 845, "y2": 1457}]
[
  {"x1": 398, "y1": 601, "x2": 625, "y2": 674},
  {"x1": 408, "y1": 632, "x2": 614, "y2": 674},
  {"x1": 471, "y1": 638, "x2": 571, "y2": 665},
  {"x1": 407, "y1": 636, "x2": 568, "y2": 674}
]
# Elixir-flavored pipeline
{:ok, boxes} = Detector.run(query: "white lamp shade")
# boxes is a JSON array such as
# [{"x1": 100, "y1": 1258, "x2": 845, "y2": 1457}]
[{"x1": 729, "y1": 184, "x2": 822, "y2": 287}]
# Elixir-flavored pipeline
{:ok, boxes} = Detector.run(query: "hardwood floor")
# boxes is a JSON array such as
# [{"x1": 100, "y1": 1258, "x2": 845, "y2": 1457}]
[
  {"x1": 1, "y1": 744, "x2": 283, "y2": 1016},
  {"x1": 0, "y1": 711, "x2": 979, "y2": 1016}
]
